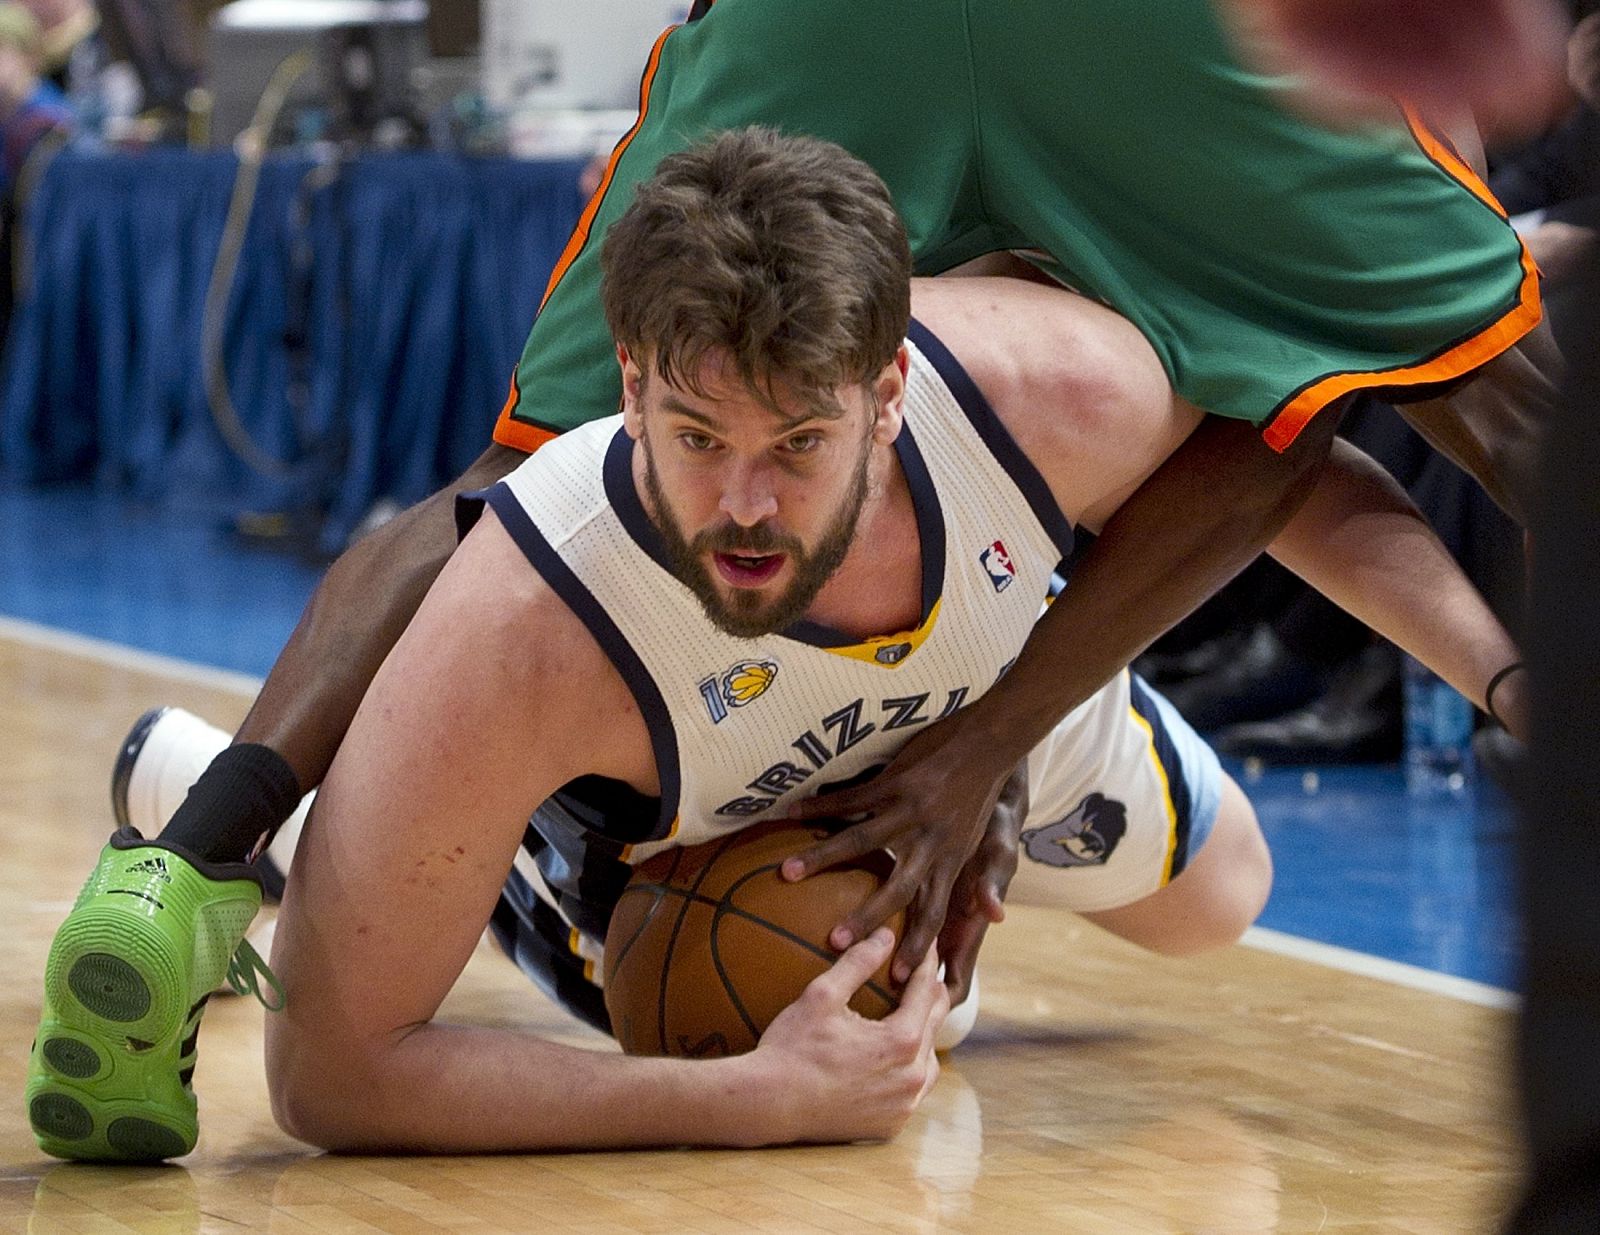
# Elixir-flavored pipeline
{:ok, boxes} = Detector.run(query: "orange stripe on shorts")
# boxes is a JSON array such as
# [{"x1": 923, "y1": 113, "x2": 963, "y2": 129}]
[
  {"x1": 1262, "y1": 110, "x2": 1541, "y2": 453},
  {"x1": 495, "y1": 26, "x2": 677, "y2": 453},
  {"x1": 491, "y1": 372, "x2": 559, "y2": 453},
  {"x1": 537, "y1": 25, "x2": 676, "y2": 314}
]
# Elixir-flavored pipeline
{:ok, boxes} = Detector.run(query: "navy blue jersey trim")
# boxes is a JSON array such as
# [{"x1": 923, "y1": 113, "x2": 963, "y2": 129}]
[
  {"x1": 1128, "y1": 675, "x2": 1194, "y2": 878},
  {"x1": 604, "y1": 428, "x2": 674, "y2": 573},
  {"x1": 906, "y1": 316, "x2": 1076, "y2": 561},
  {"x1": 605, "y1": 425, "x2": 947, "y2": 652},
  {"x1": 466, "y1": 482, "x2": 682, "y2": 841}
]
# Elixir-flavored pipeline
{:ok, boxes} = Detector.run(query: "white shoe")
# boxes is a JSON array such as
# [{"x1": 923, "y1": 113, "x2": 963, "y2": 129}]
[
  {"x1": 110, "y1": 707, "x2": 230, "y2": 836},
  {"x1": 109, "y1": 706, "x2": 311, "y2": 903},
  {"x1": 935, "y1": 971, "x2": 979, "y2": 1052}
]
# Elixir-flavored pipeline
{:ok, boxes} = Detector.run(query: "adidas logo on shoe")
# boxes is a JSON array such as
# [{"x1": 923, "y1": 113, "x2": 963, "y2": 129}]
[{"x1": 125, "y1": 856, "x2": 171, "y2": 882}]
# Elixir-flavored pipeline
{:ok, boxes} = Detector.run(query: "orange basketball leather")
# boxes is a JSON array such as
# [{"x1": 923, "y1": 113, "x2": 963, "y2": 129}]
[{"x1": 603, "y1": 820, "x2": 903, "y2": 1057}]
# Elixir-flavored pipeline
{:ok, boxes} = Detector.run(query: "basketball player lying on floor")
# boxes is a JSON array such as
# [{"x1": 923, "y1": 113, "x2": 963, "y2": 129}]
[
  {"x1": 31, "y1": 0, "x2": 1561, "y2": 1165},
  {"x1": 78, "y1": 0, "x2": 1556, "y2": 1004},
  {"x1": 220, "y1": 132, "x2": 1524, "y2": 1153}
]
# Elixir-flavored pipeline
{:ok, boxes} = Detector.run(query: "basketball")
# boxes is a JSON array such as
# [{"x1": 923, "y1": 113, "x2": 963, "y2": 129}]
[{"x1": 602, "y1": 819, "x2": 903, "y2": 1057}]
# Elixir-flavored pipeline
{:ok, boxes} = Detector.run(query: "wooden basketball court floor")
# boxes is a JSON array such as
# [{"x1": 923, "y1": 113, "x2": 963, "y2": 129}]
[{"x1": 0, "y1": 626, "x2": 1525, "y2": 1234}]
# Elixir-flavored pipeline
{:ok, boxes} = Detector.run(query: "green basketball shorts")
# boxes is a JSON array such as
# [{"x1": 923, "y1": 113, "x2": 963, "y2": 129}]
[{"x1": 494, "y1": 0, "x2": 1538, "y2": 455}]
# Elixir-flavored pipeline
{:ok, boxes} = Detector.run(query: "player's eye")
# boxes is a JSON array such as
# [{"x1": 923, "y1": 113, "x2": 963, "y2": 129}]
[
  {"x1": 679, "y1": 431, "x2": 716, "y2": 452},
  {"x1": 783, "y1": 432, "x2": 820, "y2": 454}
]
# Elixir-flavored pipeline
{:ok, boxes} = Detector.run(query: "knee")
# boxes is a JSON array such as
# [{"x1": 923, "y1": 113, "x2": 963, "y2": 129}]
[
  {"x1": 1151, "y1": 794, "x2": 1273, "y2": 957},
  {"x1": 1198, "y1": 807, "x2": 1272, "y2": 951}
]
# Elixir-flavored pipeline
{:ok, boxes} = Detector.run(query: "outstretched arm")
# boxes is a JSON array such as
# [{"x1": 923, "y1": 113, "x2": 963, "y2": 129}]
[
  {"x1": 267, "y1": 510, "x2": 946, "y2": 1153},
  {"x1": 788, "y1": 408, "x2": 1341, "y2": 980},
  {"x1": 1265, "y1": 438, "x2": 1527, "y2": 736}
]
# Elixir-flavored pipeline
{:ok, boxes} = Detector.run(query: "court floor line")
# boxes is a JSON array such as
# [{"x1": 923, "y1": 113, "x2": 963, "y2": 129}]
[
  {"x1": 0, "y1": 613, "x2": 265, "y2": 695},
  {"x1": 2, "y1": 613, "x2": 1519, "y2": 1010},
  {"x1": 1243, "y1": 926, "x2": 1517, "y2": 1008}
]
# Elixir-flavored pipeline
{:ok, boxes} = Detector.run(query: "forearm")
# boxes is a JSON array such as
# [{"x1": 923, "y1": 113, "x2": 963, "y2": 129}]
[
  {"x1": 272, "y1": 1020, "x2": 780, "y2": 1154},
  {"x1": 961, "y1": 410, "x2": 1340, "y2": 766},
  {"x1": 1266, "y1": 438, "x2": 1522, "y2": 722},
  {"x1": 233, "y1": 444, "x2": 524, "y2": 790}
]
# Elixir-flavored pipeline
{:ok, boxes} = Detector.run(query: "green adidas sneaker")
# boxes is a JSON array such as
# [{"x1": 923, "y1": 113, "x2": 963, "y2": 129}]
[{"x1": 26, "y1": 828, "x2": 283, "y2": 1161}]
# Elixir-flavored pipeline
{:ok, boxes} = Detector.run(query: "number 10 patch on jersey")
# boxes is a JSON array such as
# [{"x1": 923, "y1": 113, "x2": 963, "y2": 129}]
[{"x1": 699, "y1": 659, "x2": 780, "y2": 724}]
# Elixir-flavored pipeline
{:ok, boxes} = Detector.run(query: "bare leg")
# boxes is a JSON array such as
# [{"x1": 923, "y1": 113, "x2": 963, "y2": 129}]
[
  {"x1": 1388, "y1": 112, "x2": 1563, "y2": 529},
  {"x1": 1400, "y1": 325, "x2": 1564, "y2": 527},
  {"x1": 147, "y1": 442, "x2": 526, "y2": 864},
  {"x1": 1076, "y1": 777, "x2": 1270, "y2": 956}
]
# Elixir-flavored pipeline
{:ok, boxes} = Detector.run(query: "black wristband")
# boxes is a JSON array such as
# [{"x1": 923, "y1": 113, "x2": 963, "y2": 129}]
[
  {"x1": 1485, "y1": 662, "x2": 1526, "y2": 730},
  {"x1": 158, "y1": 743, "x2": 303, "y2": 864}
]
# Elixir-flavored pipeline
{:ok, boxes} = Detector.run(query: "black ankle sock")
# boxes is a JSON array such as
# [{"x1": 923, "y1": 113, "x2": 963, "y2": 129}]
[{"x1": 157, "y1": 744, "x2": 302, "y2": 864}]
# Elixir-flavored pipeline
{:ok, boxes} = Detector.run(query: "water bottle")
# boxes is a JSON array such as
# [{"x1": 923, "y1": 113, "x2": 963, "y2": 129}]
[{"x1": 1403, "y1": 655, "x2": 1475, "y2": 795}]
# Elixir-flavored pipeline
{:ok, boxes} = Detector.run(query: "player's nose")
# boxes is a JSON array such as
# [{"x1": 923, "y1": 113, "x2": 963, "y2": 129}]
[{"x1": 718, "y1": 459, "x2": 779, "y2": 527}]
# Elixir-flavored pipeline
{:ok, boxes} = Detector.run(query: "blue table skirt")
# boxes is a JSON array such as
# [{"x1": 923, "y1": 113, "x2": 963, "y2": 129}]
[{"x1": 1, "y1": 146, "x2": 587, "y2": 550}]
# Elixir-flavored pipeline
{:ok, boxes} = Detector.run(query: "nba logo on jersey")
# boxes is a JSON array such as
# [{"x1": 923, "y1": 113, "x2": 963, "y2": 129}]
[{"x1": 979, "y1": 540, "x2": 1016, "y2": 593}]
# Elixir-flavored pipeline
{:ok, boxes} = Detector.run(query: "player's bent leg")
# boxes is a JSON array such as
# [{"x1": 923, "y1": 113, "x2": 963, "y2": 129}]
[
  {"x1": 1398, "y1": 325, "x2": 1564, "y2": 527},
  {"x1": 1006, "y1": 671, "x2": 1268, "y2": 956},
  {"x1": 1077, "y1": 775, "x2": 1270, "y2": 956}
]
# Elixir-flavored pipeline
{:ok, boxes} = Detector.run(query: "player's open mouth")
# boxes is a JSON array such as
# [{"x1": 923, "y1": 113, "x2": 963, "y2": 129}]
[{"x1": 713, "y1": 551, "x2": 786, "y2": 586}]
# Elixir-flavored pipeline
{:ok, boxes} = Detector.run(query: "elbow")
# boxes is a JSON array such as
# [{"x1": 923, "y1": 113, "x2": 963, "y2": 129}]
[
  {"x1": 266, "y1": 1034, "x2": 346, "y2": 1150},
  {"x1": 266, "y1": 1018, "x2": 387, "y2": 1152},
  {"x1": 268, "y1": 1072, "x2": 342, "y2": 1151}
]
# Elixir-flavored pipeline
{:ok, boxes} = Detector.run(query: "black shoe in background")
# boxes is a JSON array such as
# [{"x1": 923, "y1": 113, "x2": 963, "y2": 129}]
[
  {"x1": 1213, "y1": 642, "x2": 1403, "y2": 764},
  {"x1": 1134, "y1": 627, "x2": 1252, "y2": 691},
  {"x1": 1159, "y1": 625, "x2": 1330, "y2": 732}
]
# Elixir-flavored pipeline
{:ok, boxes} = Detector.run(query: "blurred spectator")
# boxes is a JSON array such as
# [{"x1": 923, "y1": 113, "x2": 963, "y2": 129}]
[
  {"x1": 1512, "y1": 8, "x2": 1600, "y2": 360},
  {"x1": 17, "y1": 0, "x2": 102, "y2": 97},
  {"x1": 0, "y1": 2, "x2": 72, "y2": 193}
]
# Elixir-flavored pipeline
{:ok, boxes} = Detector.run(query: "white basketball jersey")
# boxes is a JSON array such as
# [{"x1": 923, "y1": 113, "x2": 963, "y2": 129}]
[{"x1": 484, "y1": 321, "x2": 1076, "y2": 867}]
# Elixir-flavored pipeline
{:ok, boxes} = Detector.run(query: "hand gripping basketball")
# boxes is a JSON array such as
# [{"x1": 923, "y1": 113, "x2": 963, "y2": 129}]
[
  {"x1": 755, "y1": 929, "x2": 949, "y2": 1145},
  {"x1": 604, "y1": 820, "x2": 906, "y2": 1057},
  {"x1": 784, "y1": 718, "x2": 1022, "y2": 985}
]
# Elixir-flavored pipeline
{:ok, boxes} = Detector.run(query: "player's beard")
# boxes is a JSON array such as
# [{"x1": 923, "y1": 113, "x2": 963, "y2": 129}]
[{"x1": 642, "y1": 435, "x2": 872, "y2": 639}]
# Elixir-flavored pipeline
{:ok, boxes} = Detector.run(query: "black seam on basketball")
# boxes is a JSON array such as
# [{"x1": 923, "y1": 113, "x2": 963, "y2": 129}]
[
  {"x1": 617, "y1": 883, "x2": 725, "y2": 910},
  {"x1": 707, "y1": 907, "x2": 764, "y2": 1044},
  {"x1": 712, "y1": 903, "x2": 899, "y2": 1010},
  {"x1": 602, "y1": 848, "x2": 696, "y2": 984},
  {"x1": 608, "y1": 883, "x2": 728, "y2": 999},
  {"x1": 653, "y1": 832, "x2": 750, "y2": 1054},
  {"x1": 607, "y1": 886, "x2": 670, "y2": 978},
  {"x1": 712, "y1": 862, "x2": 899, "y2": 1016}
]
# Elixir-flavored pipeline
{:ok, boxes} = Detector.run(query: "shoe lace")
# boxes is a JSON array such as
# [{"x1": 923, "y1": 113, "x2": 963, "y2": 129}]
[{"x1": 226, "y1": 938, "x2": 286, "y2": 1011}]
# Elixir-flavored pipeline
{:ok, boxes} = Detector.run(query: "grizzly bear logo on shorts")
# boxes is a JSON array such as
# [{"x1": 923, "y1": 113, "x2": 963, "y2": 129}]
[{"x1": 1021, "y1": 792, "x2": 1128, "y2": 868}]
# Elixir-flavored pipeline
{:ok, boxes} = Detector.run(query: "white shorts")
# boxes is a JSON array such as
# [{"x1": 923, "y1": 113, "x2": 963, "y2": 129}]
[{"x1": 1017, "y1": 670, "x2": 1223, "y2": 913}]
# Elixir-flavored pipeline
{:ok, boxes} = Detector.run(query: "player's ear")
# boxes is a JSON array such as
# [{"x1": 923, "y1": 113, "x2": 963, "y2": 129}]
[
  {"x1": 619, "y1": 345, "x2": 646, "y2": 439},
  {"x1": 869, "y1": 346, "x2": 909, "y2": 444}
]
